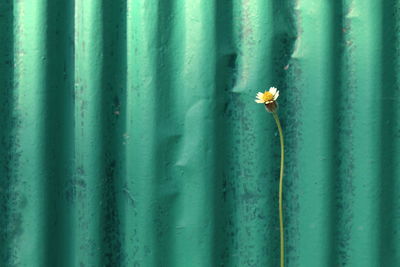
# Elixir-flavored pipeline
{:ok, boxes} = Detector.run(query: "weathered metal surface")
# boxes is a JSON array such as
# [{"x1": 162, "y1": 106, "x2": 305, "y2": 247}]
[{"x1": 0, "y1": 0, "x2": 399, "y2": 266}]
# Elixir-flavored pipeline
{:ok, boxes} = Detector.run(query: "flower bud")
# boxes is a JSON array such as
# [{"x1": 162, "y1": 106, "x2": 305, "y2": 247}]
[{"x1": 265, "y1": 101, "x2": 278, "y2": 113}]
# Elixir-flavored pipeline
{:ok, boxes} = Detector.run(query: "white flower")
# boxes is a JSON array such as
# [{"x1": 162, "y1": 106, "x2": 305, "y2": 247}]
[{"x1": 255, "y1": 87, "x2": 279, "y2": 104}]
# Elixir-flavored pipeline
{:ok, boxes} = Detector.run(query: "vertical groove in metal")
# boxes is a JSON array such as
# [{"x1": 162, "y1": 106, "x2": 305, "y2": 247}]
[
  {"x1": 272, "y1": 1, "x2": 299, "y2": 266},
  {"x1": 0, "y1": 1, "x2": 15, "y2": 266},
  {"x1": 345, "y1": 1, "x2": 382, "y2": 265},
  {"x1": 127, "y1": 0, "x2": 164, "y2": 265},
  {"x1": 0, "y1": 1, "x2": 399, "y2": 266},
  {"x1": 44, "y1": 0, "x2": 74, "y2": 266},
  {"x1": 223, "y1": 0, "x2": 279, "y2": 265},
  {"x1": 172, "y1": 1, "x2": 217, "y2": 266},
  {"x1": 12, "y1": 1, "x2": 48, "y2": 266},
  {"x1": 380, "y1": 1, "x2": 400, "y2": 266},
  {"x1": 99, "y1": 0, "x2": 127, "y2": 266},
  {"x1": 293, "y1": 0, "x2": 334, "y2": 265},
  {"x1": 73, "y1": 0, "x2": 103, "y2": 265}
]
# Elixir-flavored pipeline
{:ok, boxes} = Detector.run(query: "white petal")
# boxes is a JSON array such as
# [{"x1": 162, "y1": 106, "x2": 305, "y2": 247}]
[
  {"x1": 273, "y1": 91, "x2": 280, "y2": 100},
  {"x1": 255, "y1": 99, "x2": 264, "y2": 103},
  {"x1": 265, "y1": 100, "x2": 273, "y2": 104},
  {"x1": 269, "y1": 87, "x2": 277, "y2": 95}
]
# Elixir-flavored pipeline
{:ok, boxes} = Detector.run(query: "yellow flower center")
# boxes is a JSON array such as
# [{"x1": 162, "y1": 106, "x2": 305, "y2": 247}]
[{"x1": 262, "y1": 92, "x2": 274, "y2": 102}]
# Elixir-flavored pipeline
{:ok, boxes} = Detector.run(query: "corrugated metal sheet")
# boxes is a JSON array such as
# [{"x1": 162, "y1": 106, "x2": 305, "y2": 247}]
[{"x1": 0, "y1": 0, "x2": 399, "y2": 266}]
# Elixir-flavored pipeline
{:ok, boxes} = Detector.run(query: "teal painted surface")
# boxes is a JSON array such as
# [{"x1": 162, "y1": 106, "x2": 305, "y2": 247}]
[{"x1": 0, "y1": 0, "x2": 399, "y2": 266}]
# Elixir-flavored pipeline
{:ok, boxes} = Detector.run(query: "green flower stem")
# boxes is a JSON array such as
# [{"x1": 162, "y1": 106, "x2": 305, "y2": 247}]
[{"x1": 272, "y1": 111, "x2": 285, "y2": 267}]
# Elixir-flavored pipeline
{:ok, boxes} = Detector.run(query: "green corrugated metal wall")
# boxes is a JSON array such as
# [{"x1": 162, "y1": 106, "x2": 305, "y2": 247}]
[{"x1": 0, "y1": 0, "x2": 399, "y2": 266}]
